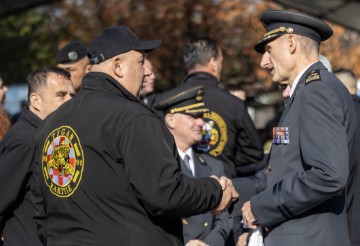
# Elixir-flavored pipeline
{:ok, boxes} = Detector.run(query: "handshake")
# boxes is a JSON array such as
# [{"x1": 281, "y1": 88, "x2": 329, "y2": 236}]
[{"x1": 210, "y1": 176, "x2": 239, "y2": 215}]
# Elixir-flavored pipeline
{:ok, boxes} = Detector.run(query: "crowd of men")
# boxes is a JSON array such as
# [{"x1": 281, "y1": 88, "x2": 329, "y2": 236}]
[{"x1": 0, "y1": 8, "x2": 359, "y2": 246}]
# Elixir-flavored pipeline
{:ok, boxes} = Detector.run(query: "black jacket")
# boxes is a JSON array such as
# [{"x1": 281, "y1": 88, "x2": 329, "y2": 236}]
[
  {"x1": 158, "y1": 72, "x2": 263, "y2": 178},
  {"x1": 0, "y1": 108, "x2": 42, "y2": 246},
  {"x1": 30, "y1": 72, "x2": 222, "y2": 246}
]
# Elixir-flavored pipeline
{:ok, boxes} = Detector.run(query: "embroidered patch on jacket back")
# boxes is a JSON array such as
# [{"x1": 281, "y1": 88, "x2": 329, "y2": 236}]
[
  {"x1": 197, "y1": 111, "x2": 227, "y2": 156},
  {"x1": 42, "y1": 126, "x2": 84, "y2": 198}
]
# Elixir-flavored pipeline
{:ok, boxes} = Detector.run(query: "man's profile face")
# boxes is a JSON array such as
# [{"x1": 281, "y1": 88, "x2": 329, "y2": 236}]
[
  {"x1": 260, "y1": 35, "x2": 292, "y2": 84},
  {"x1": 172, "y1": 113, "x2": 204, "y2": 147},
  {"x1": 57, "y1": 57, "x2": 90, "y2": 91},
  {"x1": 37, "y1": 73, "x2": 75, "y2": 119},
  {"x1": 140, "y1": 59, "x2": 156, "y2": 96},
  {"x1": 120, "y1": 50, "x2": 150, "y2": 97}
]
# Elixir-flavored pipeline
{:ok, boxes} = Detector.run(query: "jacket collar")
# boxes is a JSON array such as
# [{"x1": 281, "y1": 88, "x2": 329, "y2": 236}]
[
  {"x1": 82, "y1": 72, "x2": 140, "y2": 103},
  {"x1": 182, "y1": 72, "x2": 219, "y2": 86},
  {"x1": 21, "y1": 107, "x2": 42, "y2": 128}
]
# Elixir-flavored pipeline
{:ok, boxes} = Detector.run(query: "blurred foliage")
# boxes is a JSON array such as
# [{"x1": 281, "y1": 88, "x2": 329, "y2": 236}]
[{"x1": 0, "y1": 0, "x2": 360, "y2": 98}]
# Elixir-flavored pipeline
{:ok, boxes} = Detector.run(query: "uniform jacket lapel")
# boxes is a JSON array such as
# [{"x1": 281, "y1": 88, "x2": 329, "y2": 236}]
[
  {"x1": 193, "y1": 154, "x2": 211, "y2": 178},
  {"x1": 278, "y1": 61, "x2": 326, "y2": 126}
]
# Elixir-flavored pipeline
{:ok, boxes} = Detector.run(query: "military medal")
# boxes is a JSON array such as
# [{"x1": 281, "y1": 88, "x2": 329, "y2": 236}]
[{"x1": 273, "y1": 127, "x2": 289, "y2": 144}]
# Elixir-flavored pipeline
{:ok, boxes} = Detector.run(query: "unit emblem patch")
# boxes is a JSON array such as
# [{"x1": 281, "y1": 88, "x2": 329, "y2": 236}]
[
  {"x1": 197, "y1": 111, "x2": 227, "y2": 156},
  {"x1": 42, "y1": 126, "x2": 84, "y2": 198}
]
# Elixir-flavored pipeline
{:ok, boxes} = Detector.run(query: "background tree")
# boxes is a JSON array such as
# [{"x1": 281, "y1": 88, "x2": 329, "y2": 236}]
[{"x1": 0, "y1": 0, "x2": 359, "y2": 100}]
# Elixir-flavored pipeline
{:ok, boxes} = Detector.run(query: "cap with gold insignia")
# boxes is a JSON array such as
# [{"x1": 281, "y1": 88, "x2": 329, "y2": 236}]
[
  {"x1": 255, "y1": 10, "x2": 333, "y2": 54},
  {"x1": 154, "y1": 86, "x2": 209, "y2": 116},
  {"x1": 56, "y1": 41, "x2": 88, "y2": 64}
]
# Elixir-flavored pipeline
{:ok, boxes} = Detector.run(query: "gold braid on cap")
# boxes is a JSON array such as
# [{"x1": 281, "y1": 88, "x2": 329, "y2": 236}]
[
  {"x1": 185, "y1": 108, "x2": 209, "y2": 114},
  {"x1": 263, "y1": 26, "x2": 294, "y2": 40},
  {"x1": 170, "y1": 102, "x2": 205, "y2": 114}
]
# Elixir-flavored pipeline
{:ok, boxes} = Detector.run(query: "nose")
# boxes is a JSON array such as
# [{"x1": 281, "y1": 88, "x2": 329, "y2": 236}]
[
  {"x1": 2, "y1": 85, "x2": 8, "y2": 93},
  {"x1": 196, "y1": 117, "x2": 205, "y2": 127},
  {"x1": 260, "y1": 52, "x2": 271, "y2": 69},
  {"x1": 143, "y1": 63, "x2": 152, "y2": 78}
]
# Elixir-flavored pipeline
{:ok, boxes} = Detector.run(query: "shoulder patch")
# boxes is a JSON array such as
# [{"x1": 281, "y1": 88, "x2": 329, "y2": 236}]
[{"x1": 305, "y1": 70, "x2": 321, "y2": 84}]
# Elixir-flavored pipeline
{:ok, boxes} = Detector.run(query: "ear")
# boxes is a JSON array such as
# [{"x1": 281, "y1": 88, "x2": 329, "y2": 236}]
[
  {"x1": 287, "y1": 35, "x2": 297, "y2": 54},
  {"x1": 85, "y1": 64, "x2": 91, "y2": 73},
  {"x1": 29, "y1": 92, "x2": 41, "y2": 113},
  {"x1": 112, "y1": 56, "x2": 123, "y2": 78},
  {"x1": 208, "y1": 57, "x2": 217, "y2": 73},
  {"x1": 165, "y1": 113, "x2": 176, "y2": 129}
]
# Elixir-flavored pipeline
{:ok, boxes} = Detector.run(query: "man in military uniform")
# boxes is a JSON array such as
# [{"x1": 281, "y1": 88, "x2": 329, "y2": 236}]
[
  {"x1": 155, "y1": 86, "x2": 233, "y2": 246},
  {"x1": 56, "y1": 41, "x2": 90, "y2": 91},
  {"x1": 30, "y1": 26, "x2": 238, "y2": 246},
  {"x1": 334, "y1": 68, "x2": 360, "y2": 246},
  {"x1": 241, "y1": 10, "x2": 356, "y2": 246},
  {"x1": 158, "y1": 37, "x2": 263, "y2": 178},
  {"x1": 0, "y1": 67, "x2": 75, "y2": 246}
]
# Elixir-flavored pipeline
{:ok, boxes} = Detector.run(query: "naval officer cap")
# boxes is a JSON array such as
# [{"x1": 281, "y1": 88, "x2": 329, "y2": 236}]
[
  {"x1": 154, "y1": 86, "x2": 209, "y2": 116},
  {"x1": 56, "y1": 41, "x2": 88, "y2": 64},
  {"x1": 255, "y1": 10, "x2": 333, "y2": 54},
  {"x1": 87, "y1": 25, "x2": 161, "y2": 65}
]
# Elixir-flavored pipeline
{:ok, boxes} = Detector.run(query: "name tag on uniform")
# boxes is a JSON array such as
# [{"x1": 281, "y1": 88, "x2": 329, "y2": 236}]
[{"x1": 273, "y1": 127, "x2": 289, "y2": 144}]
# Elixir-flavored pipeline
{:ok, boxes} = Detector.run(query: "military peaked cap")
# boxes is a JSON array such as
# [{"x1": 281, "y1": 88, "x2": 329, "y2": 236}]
[
  {"x1": 255, "y1": 10, "x2": 333, "y2": 53},
  {"x1": 154, "y1": 86, "x2": 209, "y2": 116},
  {"x1": 56, "y1": 41, "x2": 87, "y2": 64}
]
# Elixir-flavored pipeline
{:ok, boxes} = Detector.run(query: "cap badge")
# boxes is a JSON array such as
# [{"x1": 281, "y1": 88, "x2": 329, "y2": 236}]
[
  {"x1": 68, "y1": 51, "x2": 78, "y2": 61},
  {"x1": 196, "y1": 89, "x2": 204, "y2": 101}
]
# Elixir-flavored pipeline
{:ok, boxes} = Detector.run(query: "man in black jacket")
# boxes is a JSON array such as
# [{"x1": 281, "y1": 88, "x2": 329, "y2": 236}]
[
  {"x1": 0, "y1": 67, "x2": 75, "y2": 246},
  {"x1": 158, "y1": 37, "x2": 263, "y2": 178},
  {"x1": 30, "y1": 26, "x2": 238, "y2": 246}
]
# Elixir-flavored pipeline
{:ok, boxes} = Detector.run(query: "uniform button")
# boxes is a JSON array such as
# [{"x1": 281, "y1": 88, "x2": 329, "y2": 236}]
[
  {"x1": 204, "y1": 222, "x2": 208, "y2": 227},
  {"x1": 182, "y1": 219, "x2": 188, "y2": 225}
]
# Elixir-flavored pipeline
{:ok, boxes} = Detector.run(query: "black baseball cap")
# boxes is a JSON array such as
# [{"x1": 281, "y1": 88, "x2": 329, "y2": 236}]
[
  {"x1": 255, "y1": 10, "x2": 333, "y2": 54},
  {"x1": 56, "y1": 41, "x2": 87, "y2": 64},
  {"x1": 88, "y1": 26, "x2": 161, "y2": 65},
  {"x1": 154, "y1": 86, "x2": 209, "y2": 116}
]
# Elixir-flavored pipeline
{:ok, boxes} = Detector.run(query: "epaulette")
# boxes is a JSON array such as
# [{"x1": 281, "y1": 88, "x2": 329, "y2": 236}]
[{"x1": 305, "y1": 70, "x2": 321, "y2": 84}]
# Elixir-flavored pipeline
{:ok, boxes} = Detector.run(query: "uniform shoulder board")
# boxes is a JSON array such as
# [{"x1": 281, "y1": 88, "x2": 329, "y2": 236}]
[{"x1": 305, "y1": 70, "x2": 321, "y2": 84}]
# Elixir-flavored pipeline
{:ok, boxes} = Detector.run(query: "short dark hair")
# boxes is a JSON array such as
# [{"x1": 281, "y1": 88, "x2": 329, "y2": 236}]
[
  {"x1": 27, "y1": 66, "x2": 71, "y2": 100},
  {"x1": 184, "y1": 37, "x2": 220, "y2": 70}
]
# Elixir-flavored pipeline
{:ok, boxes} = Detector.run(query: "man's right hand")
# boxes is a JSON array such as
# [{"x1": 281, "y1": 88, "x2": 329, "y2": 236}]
[{"x1": 210, "y1": 176, "x2": 239, "y2": 215}]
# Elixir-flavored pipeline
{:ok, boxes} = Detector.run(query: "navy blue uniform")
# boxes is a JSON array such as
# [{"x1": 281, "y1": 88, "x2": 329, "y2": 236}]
[
  {"x1": 251, "y1": 62, "x2": 356, "y2": 246},
  {"x1": 181, "y1": 154, "x2": 232, "y2": 245}
]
